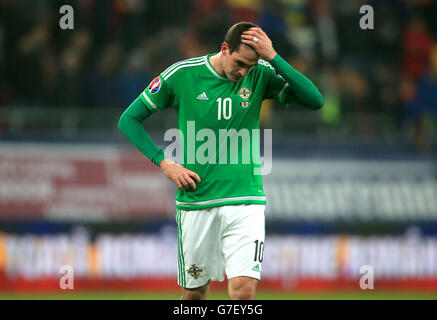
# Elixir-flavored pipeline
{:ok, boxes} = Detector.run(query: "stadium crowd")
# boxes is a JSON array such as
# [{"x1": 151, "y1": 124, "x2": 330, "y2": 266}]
[{"x1": 0, "y1": 0, "x2": 437, "y2": 150}]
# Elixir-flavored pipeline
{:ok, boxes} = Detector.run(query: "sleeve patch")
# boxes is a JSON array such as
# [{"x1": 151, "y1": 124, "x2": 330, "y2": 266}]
[{"x1": 148, "y1": 77, "x2": 162, "y2": 94}]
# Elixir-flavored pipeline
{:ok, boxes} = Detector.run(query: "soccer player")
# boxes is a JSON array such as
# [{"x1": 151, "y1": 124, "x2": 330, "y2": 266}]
[{"x1": 118, "y1": 22, "x2": 323, "y2": 300}]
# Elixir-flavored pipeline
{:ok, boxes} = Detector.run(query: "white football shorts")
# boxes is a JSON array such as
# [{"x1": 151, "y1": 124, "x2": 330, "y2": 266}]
[{"x1": 175, "y1": 204, "x2": 265, "y2": 289}]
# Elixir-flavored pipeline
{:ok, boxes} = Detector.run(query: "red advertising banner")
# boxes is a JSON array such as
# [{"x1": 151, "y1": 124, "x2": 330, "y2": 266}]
[
  {"x1": 1, "y1": 232, "x2": 437, "y2": 292},
  {"x1": 0, "y1": 144, "x2": 175, "y2": 220}
]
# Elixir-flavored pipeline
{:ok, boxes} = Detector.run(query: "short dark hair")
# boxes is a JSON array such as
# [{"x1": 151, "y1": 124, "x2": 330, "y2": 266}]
[{"x1": 224, "y1": 21, "x2": 258, "y2": 53}]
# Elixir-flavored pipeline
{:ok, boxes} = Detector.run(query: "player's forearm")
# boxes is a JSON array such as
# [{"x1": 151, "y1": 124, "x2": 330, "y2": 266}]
[
  {"x1": 118, "y1": 97, "x2": 166, "y2": 166},
  {"x1": 270, "y1": 54, "x2": 324, "y2": 110}
]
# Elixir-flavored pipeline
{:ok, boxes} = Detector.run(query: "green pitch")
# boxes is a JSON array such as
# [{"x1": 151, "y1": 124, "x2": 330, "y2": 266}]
[{"x1": 1, "y1": 290, "x2": 437, "y2": 300}]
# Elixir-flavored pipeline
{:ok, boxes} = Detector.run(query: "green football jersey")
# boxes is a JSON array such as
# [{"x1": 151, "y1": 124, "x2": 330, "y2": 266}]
[{"x1": 139, "y1": 53, "x2": 294, "y2": 210}]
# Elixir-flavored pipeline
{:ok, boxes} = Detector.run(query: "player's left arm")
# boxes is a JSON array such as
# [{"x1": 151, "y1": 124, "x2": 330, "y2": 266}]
[{"x1": 241, "y1": 27, "x2": 323, "y2": 110}]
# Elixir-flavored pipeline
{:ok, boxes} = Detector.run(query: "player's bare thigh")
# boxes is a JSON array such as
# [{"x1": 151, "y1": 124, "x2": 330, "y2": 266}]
[
  {"x1": 228, "y1": 276, "x2": 258, "y2": 300},
  {"x1": 181, "y1": 280, "x2": 211, "y2": 300}
]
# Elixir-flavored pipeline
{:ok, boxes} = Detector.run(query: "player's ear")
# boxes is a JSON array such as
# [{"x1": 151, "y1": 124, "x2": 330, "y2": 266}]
[{"x1": 221, "y1": 42, "x2": 229, "y2": 55}]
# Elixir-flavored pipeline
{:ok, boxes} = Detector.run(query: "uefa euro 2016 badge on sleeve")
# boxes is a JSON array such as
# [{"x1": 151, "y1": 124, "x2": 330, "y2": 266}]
[{"x1": 148, "y1": 77, "x2": 162, "y2": 94}]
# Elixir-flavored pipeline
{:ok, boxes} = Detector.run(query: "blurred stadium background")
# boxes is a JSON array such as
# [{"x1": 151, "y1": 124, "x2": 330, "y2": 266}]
[{"x1": 1, "y1": 0, "x2": 437, "y2": 299}]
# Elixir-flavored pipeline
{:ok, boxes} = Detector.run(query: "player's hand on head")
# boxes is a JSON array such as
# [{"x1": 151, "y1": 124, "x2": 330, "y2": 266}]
[
  {"x1": 241, "y1": 27, "x2": 277, "y2": 62},
  {"x1": 159, "y1": 158, "x2": 201, "y2": 194}
]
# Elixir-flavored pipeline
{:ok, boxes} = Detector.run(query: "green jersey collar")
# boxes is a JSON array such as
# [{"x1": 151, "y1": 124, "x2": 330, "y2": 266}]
[{"x1": 205, "y1": 54, "x2": 227, "y2": 80}]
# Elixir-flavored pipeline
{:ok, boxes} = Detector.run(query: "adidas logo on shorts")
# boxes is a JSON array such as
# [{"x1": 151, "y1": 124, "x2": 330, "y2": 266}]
[
  {"x1": 196, "y1": 92, "x2": 209, "y2": 100},
  {"x1": 252, "y1": 264, "x2": 261, "y2": 272}
]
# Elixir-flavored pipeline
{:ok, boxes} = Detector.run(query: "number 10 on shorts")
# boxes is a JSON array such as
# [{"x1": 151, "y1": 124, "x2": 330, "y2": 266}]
[{"x1": 253, "y1": 240, "x2": 264, "y2": 262}]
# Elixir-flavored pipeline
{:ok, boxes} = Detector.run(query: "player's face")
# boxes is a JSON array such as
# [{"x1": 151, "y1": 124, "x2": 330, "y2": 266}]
[{"x1": 223, "y1": 44, "x2": 259, "y2": 82}]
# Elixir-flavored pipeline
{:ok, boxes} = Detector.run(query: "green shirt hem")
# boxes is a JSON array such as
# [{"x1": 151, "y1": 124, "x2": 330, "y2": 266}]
[{"x1": 175, "y1": 199, "x2": 266, "y2": 211}]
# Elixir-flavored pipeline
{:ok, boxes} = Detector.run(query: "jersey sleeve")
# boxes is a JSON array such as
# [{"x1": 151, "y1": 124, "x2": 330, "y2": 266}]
[
  {"x1": 139, "y1": 75, "x2": 176, "y2": 113},
  {"x1": 260, "y1": 61, "x2": 294, "y2": 107}
]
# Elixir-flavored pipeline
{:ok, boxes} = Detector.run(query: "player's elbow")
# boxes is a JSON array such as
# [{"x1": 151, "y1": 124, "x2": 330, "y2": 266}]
[
  {"x1": 309, "y1": 93, "x2": 324, "y2": 110},
  {"x1": 118, "y1": 113, "x2": 128, "y2": 134},
  {"x1": 314, "y1": 93, "x2": 324, "y2": 110}
]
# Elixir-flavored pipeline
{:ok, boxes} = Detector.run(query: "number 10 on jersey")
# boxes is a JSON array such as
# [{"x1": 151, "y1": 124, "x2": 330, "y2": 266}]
[{"x1": 216, "y1": 97, "x2": 232, "y2": 120}]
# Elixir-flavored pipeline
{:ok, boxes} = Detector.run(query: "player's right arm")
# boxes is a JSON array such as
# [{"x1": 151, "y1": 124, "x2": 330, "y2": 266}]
[{"x1": 118, "y1": 76, "x2": 200, "y2": 193}]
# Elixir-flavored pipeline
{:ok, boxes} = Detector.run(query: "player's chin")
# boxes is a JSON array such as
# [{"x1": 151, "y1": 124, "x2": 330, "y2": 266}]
[{"x1": 230, "y1": 75, "x2": 243, "y2": 82}]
